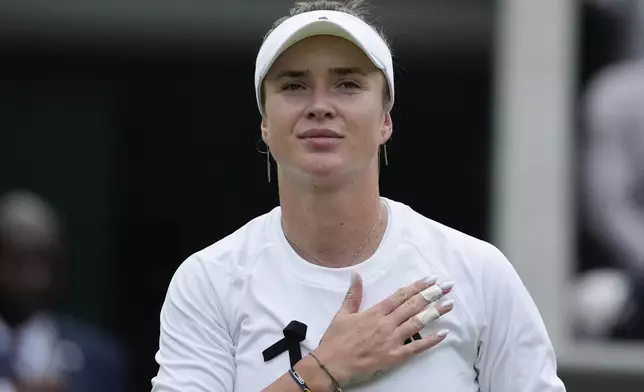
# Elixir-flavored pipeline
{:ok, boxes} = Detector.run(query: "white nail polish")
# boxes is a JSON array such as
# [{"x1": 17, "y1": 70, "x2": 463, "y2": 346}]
[
  {"x1": 441, "y1": 299, "x2": 455, "y2": 308},
  {"x1": 436, "y1": 329, "x2": 450, "y2": 338},
  {"x1": 423, "y1": 275, "x2": 438, "y2": 285},
  {"x1": 439, "y1": 281, "x2": 455, "y2": 290},
  {"x1": 420, "y1": 286, "x2": 442, "y2": 303},
  {"x1": 415, "y1": 305, "x2": 440, "y2": 325}
]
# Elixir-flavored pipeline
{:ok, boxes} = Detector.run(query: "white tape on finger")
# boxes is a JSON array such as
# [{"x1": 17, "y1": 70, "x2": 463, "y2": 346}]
[
  {"x1": 416, "y1": 305, "x2": 441, "y2": 326},
  {"x1": 420, "y1": 286, "x2": 443, "y2": 303}
]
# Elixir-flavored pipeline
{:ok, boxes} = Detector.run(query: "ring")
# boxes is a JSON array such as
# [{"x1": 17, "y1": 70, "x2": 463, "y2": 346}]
[{"x1": 394, "y1": 290, "x2": 408, "y2": 305}]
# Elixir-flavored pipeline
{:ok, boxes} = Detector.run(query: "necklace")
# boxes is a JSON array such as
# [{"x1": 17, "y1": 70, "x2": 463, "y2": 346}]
[{"x1": 283, "y1": 201, "x2": 385, "y2": 267}]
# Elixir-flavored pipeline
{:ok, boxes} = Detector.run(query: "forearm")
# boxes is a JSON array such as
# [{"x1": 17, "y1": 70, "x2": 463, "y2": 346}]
[{"x1": 262, "y1": 355, "x2": 333, "y2": 392}]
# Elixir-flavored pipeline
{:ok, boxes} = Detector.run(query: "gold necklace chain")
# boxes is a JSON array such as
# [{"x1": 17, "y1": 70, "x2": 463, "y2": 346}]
[{"x1": 283, "y1": 201, "x2": 384, "y2": 267}]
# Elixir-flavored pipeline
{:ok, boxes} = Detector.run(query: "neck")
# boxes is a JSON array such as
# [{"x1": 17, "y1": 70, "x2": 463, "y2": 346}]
[{"x1": 278, "y1": 166, "x2": 387, "y2": 268}]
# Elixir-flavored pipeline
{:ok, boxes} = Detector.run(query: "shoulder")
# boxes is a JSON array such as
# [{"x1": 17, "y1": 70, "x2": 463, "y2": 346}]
[
  {"x1": 394, "y1": 201, "x2": 535, "y2": 321},
  {"x1": 388, "y1": 198, "x2": 514, "y2": 302},
  {"x1": 388, "y1": 198, "x2": 505, "y2": 271},
  {"x1": 171, "y1": 207, "x2": 279, "y2": 289},
  {"x1": 162, "y1": 208, "x2": 280, "y2": 326},
  {"x1": 387, "y1": 198, "x2": 515, "y2": 327}
]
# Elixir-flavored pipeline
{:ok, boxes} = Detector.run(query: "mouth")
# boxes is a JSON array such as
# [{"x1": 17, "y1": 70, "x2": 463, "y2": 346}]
[{"x1": 297, "y1": 129, "x2": 344, "y2": 139}]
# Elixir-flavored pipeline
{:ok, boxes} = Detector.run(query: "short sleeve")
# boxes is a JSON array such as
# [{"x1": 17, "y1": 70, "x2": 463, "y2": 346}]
[
  {"x1": 474, "y1": 245, "x2": 566, "y2": 392},
  {"x1": 151, "y1": 256, "x2": 236, "y2": 392}
]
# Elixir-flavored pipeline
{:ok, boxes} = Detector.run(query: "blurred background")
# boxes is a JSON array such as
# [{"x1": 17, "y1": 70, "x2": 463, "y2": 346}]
[{"x1": 0, "y1": 0, "x2": 642, "y2": 391}]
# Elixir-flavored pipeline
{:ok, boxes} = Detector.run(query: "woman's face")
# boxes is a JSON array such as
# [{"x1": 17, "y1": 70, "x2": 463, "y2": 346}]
[{"x1": 261, "y1": 35, "x2": 392, "y2": 185}]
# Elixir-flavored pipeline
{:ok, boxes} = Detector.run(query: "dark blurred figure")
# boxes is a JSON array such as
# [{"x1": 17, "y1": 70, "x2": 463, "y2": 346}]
[
  {"x1": 575, "y1": 59, "x2": 644, "y2": 341},
  {"x1": 0, "y1": 190, "x2": 126, "y2": 392}
]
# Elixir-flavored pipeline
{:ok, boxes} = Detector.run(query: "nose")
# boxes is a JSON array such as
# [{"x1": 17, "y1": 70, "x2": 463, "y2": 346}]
[{"x1": 306, "y1": 90, "x2": 335, "y2": 121}]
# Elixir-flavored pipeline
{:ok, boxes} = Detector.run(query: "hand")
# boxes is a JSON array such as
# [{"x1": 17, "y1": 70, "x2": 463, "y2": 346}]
[
  {"x1": 13, "y1": 378, "x2": 67, "y2": 392},
  {"x1": 313, "y1": 273, "x2": 454, "y2": 387}
]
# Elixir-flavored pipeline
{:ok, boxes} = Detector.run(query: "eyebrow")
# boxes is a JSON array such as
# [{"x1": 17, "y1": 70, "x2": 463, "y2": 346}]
[
  {"x1": 272, "y1": 67, "x2": 367, "y2": 80},
  {"x1": 330, "y1": 67, "x2": 367, "y2": 76}
]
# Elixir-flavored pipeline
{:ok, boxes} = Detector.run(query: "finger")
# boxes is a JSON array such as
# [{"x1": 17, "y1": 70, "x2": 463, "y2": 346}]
[
  {"x1": 339, "y1": 271, "x2": 364, "y2": 314},
  {"x1": 371, "y1": 275, "x2": 437, "y2": 315},
  {"x1": 395, "y1": 299, "x2": 454, "y2": 341},
  {"x1": 420, "y1": 281, "x2": 454, "y2": 303},
  {"x1": 396, "y1": 328, "x2": 450, "y2": 357},
  {"x1": 388, "y1": 281, "x2": 454, "y2": 325}
]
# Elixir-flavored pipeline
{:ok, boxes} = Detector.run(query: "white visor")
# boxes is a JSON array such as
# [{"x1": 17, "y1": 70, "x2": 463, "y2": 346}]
[{"x1": 254, "y1": 10, "x2": 394, "y2": 116}]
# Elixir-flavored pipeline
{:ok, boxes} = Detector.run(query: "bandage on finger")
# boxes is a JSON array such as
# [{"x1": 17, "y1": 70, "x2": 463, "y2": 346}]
[
  {"x1": 419, "y1": 286, "x2": 443, "y2": 303},
  {"x1": 419, "y1": 281, "x2": 454, "y2": 304},
  {"x1": 415, "y1": 305, "x2": 441, "y2": 326}
]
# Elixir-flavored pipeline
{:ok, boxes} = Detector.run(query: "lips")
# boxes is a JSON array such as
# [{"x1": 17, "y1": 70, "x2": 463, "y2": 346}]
[{"x1": 298, "y1": 129, "x2": 344, "y2": 139}]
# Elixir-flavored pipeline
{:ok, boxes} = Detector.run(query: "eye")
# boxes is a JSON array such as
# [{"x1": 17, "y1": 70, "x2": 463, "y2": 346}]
[
  {"x1": 338, "y1": 80, "x2": 360, "y2": 89},
  {"x1": 281, "y1": 82, "x2": 305, "y2": 91}
]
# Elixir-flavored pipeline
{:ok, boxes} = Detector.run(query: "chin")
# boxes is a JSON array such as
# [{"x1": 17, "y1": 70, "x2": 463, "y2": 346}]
[
  {"x1": 286, "y1": 156, "x2": 353, "y2": 185},
  {"x1": 301, "y1": 155, "x2": 348, "y2": 176}
]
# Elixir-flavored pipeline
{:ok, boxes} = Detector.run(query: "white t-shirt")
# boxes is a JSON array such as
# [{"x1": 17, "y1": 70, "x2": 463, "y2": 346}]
[{"x1": 151, "y1": 198, "x2": 566, "y2": 392}]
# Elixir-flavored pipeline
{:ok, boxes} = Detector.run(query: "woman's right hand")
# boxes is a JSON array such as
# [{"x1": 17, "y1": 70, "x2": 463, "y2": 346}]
[{"x1": 312, "y1": 272, "x2": 454, "y2": 387}]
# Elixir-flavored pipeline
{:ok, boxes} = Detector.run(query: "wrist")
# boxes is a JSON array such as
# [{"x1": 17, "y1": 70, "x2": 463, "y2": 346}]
[
  {"x1": 310, "y1": 347, "x2": 349, "y2": 387},
  {"x1": 293, "y1": 355, "x2": 334, "y2": 392}
]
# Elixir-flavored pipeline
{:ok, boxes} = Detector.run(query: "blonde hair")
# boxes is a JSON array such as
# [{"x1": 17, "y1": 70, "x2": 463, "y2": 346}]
[{"x1": 265, "y1": 0, "x2": 390, "y2": 49}]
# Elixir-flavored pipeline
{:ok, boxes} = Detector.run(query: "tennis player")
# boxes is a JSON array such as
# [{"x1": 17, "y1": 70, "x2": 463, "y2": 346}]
[{"x1": 151, "y1": 1, "x2": 566, "y2": 391}]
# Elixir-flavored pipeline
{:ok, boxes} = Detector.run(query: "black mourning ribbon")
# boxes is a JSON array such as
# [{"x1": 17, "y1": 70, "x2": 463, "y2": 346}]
[{"x1": 262, "y1": 320, "x2": 308, "y2": 368}]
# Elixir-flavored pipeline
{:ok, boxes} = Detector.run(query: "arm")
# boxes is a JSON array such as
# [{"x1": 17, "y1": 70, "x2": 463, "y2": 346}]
[
  {"x1": 475, "y1": 245, "x2": 566, "y2": 392},
  {"x1": 151, "y1": 256, "x2": 334, "y2": 392},
  {"x1": 262, "y1": 356, "x2": 334, "y2": 392},
  {"x1": 151, "y1": 256, "x2": 236, "y2": 391}
]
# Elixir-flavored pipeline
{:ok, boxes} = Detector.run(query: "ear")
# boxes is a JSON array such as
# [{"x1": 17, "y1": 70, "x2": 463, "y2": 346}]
[
  {"x1": 380, "y1": 112, "x2": 393, "y2": 144},
  {"x1": 260, "y1": 117, "x2": 269, "y2": 144}
]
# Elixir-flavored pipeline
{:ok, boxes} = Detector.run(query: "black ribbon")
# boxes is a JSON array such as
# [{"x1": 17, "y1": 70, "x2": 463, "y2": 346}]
[{"x1": 262, "y1": 320, "x2": 308, "y2": 367}]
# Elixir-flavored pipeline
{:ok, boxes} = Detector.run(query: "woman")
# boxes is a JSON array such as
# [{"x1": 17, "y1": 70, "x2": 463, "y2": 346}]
[{"x1": 151, "y1": 1, "x2": 566, "y2": 391}]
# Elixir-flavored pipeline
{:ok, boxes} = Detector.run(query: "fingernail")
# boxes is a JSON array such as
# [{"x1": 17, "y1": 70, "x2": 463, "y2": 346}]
[
  {"x1": 351, "y1": 271, "x2": 358, "y2": 285},
  {"x1": 441, "y1": 299, "x2": 455, "y2": 308},
  {"x1": 423, "y1": 275, "x2": 437, "y2": 285},
  {"x1": 439, "y1": 281, "x2": 455, "y2": 291},
  {"x1": 436, "y1": 329, "x2": 450, "y2": 338}
]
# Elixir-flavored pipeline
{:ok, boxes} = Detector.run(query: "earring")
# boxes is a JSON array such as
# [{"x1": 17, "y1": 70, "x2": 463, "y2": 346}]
[
  {"x1": 256, "y1": 140, "x2": 271, "y2": 183},
  {"x1": 382, "y1": 144, "x2": 389, "y2": 166},
  {"x1": 266, "y1": 147, "x2": 271, "y2": 183}
]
